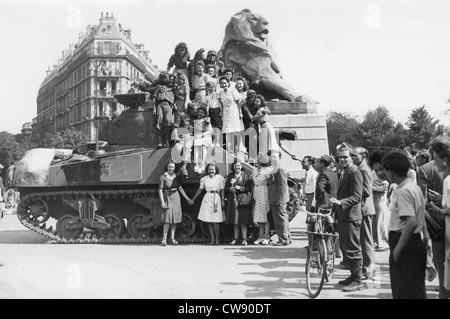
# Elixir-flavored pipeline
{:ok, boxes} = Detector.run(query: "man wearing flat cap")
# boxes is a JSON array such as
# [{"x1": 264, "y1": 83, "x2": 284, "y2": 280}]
[{"x1": 204, "y1": 50, "x2": 225, "y2": 77}]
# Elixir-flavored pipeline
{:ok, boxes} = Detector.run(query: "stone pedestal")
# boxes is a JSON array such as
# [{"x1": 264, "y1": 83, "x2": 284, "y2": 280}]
[{"x1": 268, "y1": 102, "x2": 329, "y2": 178}]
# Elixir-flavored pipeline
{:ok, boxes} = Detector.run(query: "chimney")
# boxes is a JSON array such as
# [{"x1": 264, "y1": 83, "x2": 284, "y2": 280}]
[
  {"x1": 86, "y1": 24, "x2": 91, "y2": 35},
  {"x1": 46, "y1": 66, "x2": 52, "y2": 76}
]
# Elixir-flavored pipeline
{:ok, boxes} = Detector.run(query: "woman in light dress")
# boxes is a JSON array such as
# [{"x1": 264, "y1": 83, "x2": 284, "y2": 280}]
[
  {"x1": 251, "y1": 153, "x2": 272, "y2": 245},
  {"x1": 217, "y1": 76, "x2": 245, "y2": 154},
  {"x1": 191, "y1": 162, "x2": 225, "y2": 245}
]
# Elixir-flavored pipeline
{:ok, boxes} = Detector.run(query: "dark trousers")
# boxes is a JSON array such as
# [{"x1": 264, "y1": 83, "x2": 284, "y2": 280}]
[
  {"x1": 338, "y1": 220, "x2": 363, "y2": 282},
  {"x1": 361, "y1": 215, "x2": 375, "y2": 267},
  {"x1": 388, "y1": 231, "x2": 427, "y2": 299},
  {"x1": 270, "y1": 202, "x2": 290, "y2": 242},
  {"x1": 431, "y1": 239, "x2": 450, "y2": 299}
]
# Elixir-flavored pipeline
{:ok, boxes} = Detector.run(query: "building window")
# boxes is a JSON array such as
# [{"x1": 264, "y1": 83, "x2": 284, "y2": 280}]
[{"x1": 99, "y1": 81, "x2": 107, "y2": 96}]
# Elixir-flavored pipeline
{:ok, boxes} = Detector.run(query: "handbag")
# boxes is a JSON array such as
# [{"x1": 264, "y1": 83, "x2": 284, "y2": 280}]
[
  {"x1": 237, "y1": 192, "x2": 255, "y2": 207},
  {"x1": 424, "y1": 210, "x2": 445, "y2": 241}
]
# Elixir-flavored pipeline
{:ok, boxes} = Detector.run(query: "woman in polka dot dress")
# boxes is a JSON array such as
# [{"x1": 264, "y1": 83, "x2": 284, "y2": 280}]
[{"x1": 252, "y1": 153, "x2": 272, "y2": 245}]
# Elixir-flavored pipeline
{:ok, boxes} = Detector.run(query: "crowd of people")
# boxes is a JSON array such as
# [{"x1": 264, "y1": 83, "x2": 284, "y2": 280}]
[
  {"x1": 137, "y1": 42, "x2": 277, "y2": 173},
  {"x1": 287, "y1": 140, "x2": 450, "y2": 298}
]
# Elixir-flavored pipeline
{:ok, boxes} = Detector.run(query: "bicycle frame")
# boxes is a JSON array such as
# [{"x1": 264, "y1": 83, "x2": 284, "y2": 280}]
[{"x1": 304, "y1": 208, "x2": 339, "y2": 298}]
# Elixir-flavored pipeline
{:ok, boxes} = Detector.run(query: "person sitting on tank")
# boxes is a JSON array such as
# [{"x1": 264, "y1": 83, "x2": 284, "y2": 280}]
[
  {"x1": 167, "y1": 42, "x2": 190, "y2": 80},
  {"x1": 173, "y1": 71, "x2": 190, "y2": 130},
  {"x1": 193, "y1": 105, "x2": 213, "y2": 174},
  {"x1": 152, "y1": 71, "x2": 176, "y2": 149},
  {"x1": 204, "y1": 49, "x2": 225, "y2": 77}
]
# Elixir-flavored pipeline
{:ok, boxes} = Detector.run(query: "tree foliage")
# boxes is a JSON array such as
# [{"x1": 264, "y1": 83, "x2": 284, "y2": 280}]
[
  {"x1": 405, "y1": 105, "x2": 439, "y2": 150},
  {"x1": 326, "y1": 111, "x2": 362, "y2": 153},
  {"x1": 36, "y1": 128, "x2": 89, "y2": 150}
]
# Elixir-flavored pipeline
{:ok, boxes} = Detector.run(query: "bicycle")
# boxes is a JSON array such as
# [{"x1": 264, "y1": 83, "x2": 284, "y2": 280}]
[{"x1": 304, "y1": 207, "x2": 339, "y2": 298}]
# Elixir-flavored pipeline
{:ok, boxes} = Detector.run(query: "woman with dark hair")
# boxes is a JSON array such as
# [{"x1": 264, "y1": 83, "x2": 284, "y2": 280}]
[
  {"x1": 167, "y1": 42, "x2": 190, "y2": 79},
  {"x1": 382, "y1": 150, "x2": 428, "y2": 299},
  {"x1": 188, "y1": 48, "x2": 206, "y2": 88},
  {"x1": 218, "y1": 75, "x2": 245, "y2": 152},
  {"x1": 368, "y1": 149, "x2": 390, "y2": 252},
  {"x1": 224, "y1": 160, "x2": 253, "y2": 245},
  {"x1": 191, "y1": 162, "x2": 226, "y2": 245},
  {"x1": 158, "y1": 159, "x2": 193, "y2": 246},
  {"x1": 235, "y1": 76, "x2": 249, "y2": 105}
]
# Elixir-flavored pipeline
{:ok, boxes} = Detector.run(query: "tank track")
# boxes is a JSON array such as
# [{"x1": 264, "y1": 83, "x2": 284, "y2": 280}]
[
  {"x1": 16, "y1": 188, "x2": 210, "y2": 244},
  {"x1": 17, "y1": 187, "x2": 303, "y2": 245}
]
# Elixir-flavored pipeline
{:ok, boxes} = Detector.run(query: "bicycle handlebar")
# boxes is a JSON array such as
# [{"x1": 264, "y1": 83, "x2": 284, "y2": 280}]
[{"x1": 305, "y1": 208, "x2": 333, "y2": 218}]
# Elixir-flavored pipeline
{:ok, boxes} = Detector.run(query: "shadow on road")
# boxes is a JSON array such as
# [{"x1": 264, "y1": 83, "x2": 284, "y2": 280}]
[{"x1": 0, "y1": 230, "x2": 48, "y2": 244}]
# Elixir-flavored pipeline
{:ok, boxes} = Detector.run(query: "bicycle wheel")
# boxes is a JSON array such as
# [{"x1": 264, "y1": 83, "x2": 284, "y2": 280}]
[{"x1": 306, "y1": 237, "x2": 328, "y2": 298}]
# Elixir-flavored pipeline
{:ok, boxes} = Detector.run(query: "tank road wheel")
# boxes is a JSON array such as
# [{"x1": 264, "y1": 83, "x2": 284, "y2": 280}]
[
  {"x1": 127, "y1": 214, "x2": 151, "y2": 239},
  {"x1": 99, "y1": 213, "x2": 125, "y2": 239},
  {"x1": 287, "y1": 186, "x2": 301, "y2": 222},
  {"x1": 26, "y1": 198, "x2": 50, "y2": 225},
  {"x1": 56, "y1": 214, "x2": 82, "y2": 239},
  {"x1": 177, "y1": 213, "x2": 196, "y2": 239}
]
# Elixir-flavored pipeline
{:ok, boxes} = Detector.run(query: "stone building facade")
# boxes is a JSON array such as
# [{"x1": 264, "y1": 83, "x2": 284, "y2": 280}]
[{"x1": 35, "y1": 12, "x2": 158, "y2": 141}]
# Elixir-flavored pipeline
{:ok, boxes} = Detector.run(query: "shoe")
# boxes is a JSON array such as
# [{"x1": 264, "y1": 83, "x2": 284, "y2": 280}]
[
  {"x1": 170, "y1": 239, "x2": 178, "y2": 246},
  {"x1": 338, "y1": 276, "x2": 353, "y2": 286},
  {"x1": 254, "y1": 238, "x2": 264, "y2": 245},
  {"x1": 242, "y1": 239, "x2": 248, "y2": 246},
  {"x1": 339, "y1": 261, "x2": 350, "y2": 270},
  {"x1": 209, "y1": 240, "x2": 215, "y2": 245},
  {"x1": 230, "y1": 239, "x2": 238, "y2": 245},
  {"x1": 160, "y1": 240, "x2": 167, "y2": 246},
  {"x1": 157, "y1": 143, "x2": 163, "y2": 149},
  {"x1": 260, "y1": 239, "x2": 269, "y2": 245},
  {"x1": 342, "y1": 281, "x2": 364, "y2": 292},
  {"x1": 215, "y1": 241, "x2": 220, "y2": 245},
  {"x1": 375, "y1": 246, "x2": 388, "y2": 252},
  {"x1": 272, "y1": 240, "x2": 288, "y2": 246}
]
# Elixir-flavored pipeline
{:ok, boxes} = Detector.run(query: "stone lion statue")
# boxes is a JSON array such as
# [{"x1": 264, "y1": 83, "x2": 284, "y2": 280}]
[{"x1": 217, "y1": 9, "x2": 312, "y2": 103}]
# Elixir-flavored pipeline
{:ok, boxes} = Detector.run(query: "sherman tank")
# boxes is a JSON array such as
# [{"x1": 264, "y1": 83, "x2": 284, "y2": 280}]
[{"x1": 12, "y1": 93, "x2": 302, "y2": 244}]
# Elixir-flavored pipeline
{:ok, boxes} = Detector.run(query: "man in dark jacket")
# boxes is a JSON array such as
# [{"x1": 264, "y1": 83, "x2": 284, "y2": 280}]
[
  {"x1": 353, "y1": 147, "x2": 376, "y2": 280},
  {"x1": 330, "y1": 146, "x2": 364, "y2": 292},
  {"x1": 418, "y1": 157, "x2": 448, "y2": 299},
  {"x1": 268, "y1": 150, "x2": 291, "y2": 246}
]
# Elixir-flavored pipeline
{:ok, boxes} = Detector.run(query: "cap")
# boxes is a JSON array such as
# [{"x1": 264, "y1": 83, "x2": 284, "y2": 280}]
[{"x1": 207, "y1": 50, "x2": 217, "y2": 56}]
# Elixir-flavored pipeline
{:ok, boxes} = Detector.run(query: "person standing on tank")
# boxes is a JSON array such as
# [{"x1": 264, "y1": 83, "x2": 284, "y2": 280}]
[{"x1": 158, "y1": 159, "x2": 193, "y2": 246}]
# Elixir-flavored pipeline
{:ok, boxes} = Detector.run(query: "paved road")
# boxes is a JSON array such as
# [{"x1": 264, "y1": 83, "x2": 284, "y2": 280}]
[{"x1": 0, "y1": 209, "x2": 440, "y2": 299}]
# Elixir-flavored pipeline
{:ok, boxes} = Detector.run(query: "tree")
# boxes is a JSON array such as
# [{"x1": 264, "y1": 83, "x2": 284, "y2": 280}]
[
  {"x1": 405, "y1": 105, "x2": 440, "y2": 150},
  {"x1": 36, "y1": 128, "x2": 89, "y2": 150},
  {"x1": 0, "y1": 136, "x2": 30, "y2": 169},
  {"x1": 358, "y1": 105, "x2": 398, "y2": 149},
  {"x1": 326, "y1": 111, "x2": 362, "y2": 154}
]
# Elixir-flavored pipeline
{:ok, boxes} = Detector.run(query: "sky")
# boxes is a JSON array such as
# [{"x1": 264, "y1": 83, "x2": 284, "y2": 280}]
[{"x1": 1, "y1": 0, "x2": 450, "y2": 134}]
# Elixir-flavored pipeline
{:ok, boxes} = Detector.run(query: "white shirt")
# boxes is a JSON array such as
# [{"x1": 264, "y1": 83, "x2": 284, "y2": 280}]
[{"x1": 304, "y1": 168, "x2": 318, "y2": 194}]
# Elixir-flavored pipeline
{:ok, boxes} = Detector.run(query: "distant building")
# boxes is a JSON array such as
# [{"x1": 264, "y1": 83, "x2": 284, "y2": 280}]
[{"x1": 35, "y1": 12, "x2": 159, "y2": 141}]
